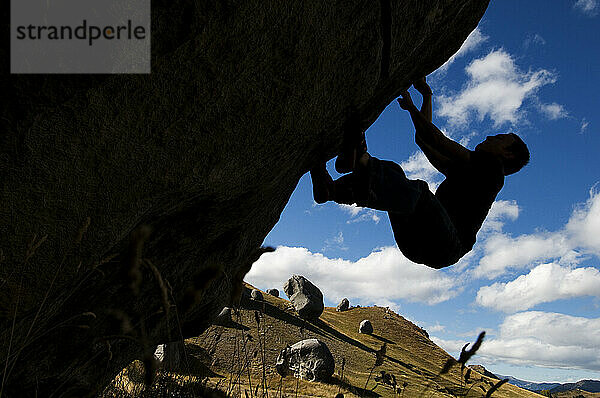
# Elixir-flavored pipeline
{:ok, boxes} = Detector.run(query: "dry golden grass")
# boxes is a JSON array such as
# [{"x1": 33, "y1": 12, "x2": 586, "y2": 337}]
[
  {"x1": 103, "y1": 284, "x2": 544, "y2": 397},
  {"x1": 185, "y1": 285, "x2": 542, "y2": 398},
  {"x1": 550, "y1": 390, "x2": 600, "y2": 398}
]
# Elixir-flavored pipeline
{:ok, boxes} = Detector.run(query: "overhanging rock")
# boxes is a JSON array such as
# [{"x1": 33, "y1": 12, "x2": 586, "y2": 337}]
[{"x1": 0, "y1": 0, "x2": 489, "y2": 395}]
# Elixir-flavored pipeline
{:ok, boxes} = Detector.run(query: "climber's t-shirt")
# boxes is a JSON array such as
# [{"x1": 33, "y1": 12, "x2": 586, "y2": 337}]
[{"x1": 435, "y1": 150, "x2": 505, "y2": 253}]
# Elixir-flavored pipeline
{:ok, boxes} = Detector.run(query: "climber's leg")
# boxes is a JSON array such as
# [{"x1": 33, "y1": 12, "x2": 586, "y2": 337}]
[{"x1": 357, "y1": 156, "x2": 424, "y2": 213}]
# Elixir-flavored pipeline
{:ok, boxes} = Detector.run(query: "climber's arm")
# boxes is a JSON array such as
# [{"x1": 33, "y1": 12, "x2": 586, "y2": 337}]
[
  {"x1": 415, "y1": 134, "x2": 454, "y2": 175},
  {"x1": 414, "y1": 77, "x2": 432, "y2": 122},
  {"x1": 398, "y1": 91, "x2": 470, "y2": 176}
]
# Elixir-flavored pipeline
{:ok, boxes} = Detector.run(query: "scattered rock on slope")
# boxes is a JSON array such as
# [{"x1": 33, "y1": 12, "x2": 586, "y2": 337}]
[
  {"x1": 283, "y1": 275, "x2": 324, "y2": 320},
  {"x1": 214, "y1": 307, "x2": 233, "y2": 326},
  {"x1": 251, "y1": 289, "x2": 263, "y2": 301},
  {"x1": 276, "y1": 339, "x2": 334, "y2": 382},
  {"x1": 359, "y1": 319, "x2": 373, "y2": 334},
  {"x1": 336, "y1": 298, "x2": 349, "y2": 312},
  {"x1": 266, "y1": 288, "x2": 279, "y2": 297}
]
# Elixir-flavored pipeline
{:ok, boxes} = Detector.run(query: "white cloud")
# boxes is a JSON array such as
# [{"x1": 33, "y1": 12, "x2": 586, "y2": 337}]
[
  {"x1": 574, "y1": 0, "x2": 599, "y2": 16},
  {"x1": 431, "y1": 336, "x2": 475, "y2": 358},
  {"x1": 473, "y1": 232, "x2": 577, "y2": 279},
  {"x1": 338, "y1": 203, "x2": 381, "y2": 224},
  {"x1": 437, "y1": 27, "x2": 488, "y2": 72},
  {"x1": 473, "y1": 187, "x2": 600, "y2": 279},
  {"x1": 566, "y1": 186, "x2": 600, "y2": 255},
  {"x1": 400, "y1": 151, "x2": 443, "y2": 191},
  {"x1": 539, "y1": 103, "x2": 568, "y2": 120},
  {"x1": 476, "y1": 262, "x2": 600, "y2": 312},
  {"x1": 482, "y1": 312, "x2": 600, "y2": 371},
  {"x1": 479, "y1": 200, "x2": 520, "y2": 234},
  {"x1": 433, "y1": 312, "x2": 600, "y2": 372},
  {"x1": 438, "y1": 49, "x2": 558, "y2": 127},
  {"x1": 581, "y1": 118, "x2": 589, "y2": 133},
  {"x1": 322, "y1": 231, "x2": 348, "y2": 252},
  {"x1": 427, "y1": 323, "x2": 446, "y2": 333},
  {"x1": 247, "y1": 246, "x2": 460, "y2": 306}
]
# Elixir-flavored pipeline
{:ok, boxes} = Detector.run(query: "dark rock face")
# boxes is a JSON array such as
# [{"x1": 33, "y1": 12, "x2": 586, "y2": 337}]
[
  {"x1": 283, "y1": 275, "x2": 324, "y2": 320},
  {"x1": 0, "y1": 1, "x2": 489, "y2": 395},
  {"x1": 251, "y1": 289, "x2": 264, "y2": 301},
  {"x1": 275, "y1": 339, "x2": 334, "y2": 382},
  {"x1": 336, "y1": 298, "x2": 350, "y2": 312},
  {"x1": 359, "y1": 320, "x2": 374, "y2": 334},
  {"x1": 266, "y1": 288, "x2": 279, "y2": 297}
]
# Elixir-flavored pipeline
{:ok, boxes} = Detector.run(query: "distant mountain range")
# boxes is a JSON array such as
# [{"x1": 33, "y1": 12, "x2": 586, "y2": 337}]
[
  {"x1": 494, "y1": 374, "x2": 561, "y2": 392},
  {"x1": 471, "y1": 365, "x2": 600, "y2": 394},
  {"x1": 547, "y1": 380, "x2": 600, "y2": 394}
]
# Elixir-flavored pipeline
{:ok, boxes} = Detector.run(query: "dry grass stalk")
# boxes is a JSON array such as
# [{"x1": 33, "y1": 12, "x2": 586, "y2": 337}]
[
  {"x1": 75, "y1": 216, "x2": 91, "y2": 244},
  {"x1": 127, "y1": 225, "x2": 152, "y2": 296},
  {"x1": 485, "y1": 378, "x2": 509, "y2": 398},
  {"x1": 364, "y1": 343, "x2": 387, "y2": 390},
  {"x1": 457, "y1": 331, "x2": 485, "y2": 367}
]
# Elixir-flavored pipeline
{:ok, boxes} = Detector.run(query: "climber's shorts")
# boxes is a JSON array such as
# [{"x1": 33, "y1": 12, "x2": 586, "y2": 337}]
[{"x1": 333, "y1": 156, "x2": 464, "y2": 269}]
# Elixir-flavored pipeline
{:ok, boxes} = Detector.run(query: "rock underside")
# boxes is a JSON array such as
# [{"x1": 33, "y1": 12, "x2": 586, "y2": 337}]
[{"x1": 0, "y1": 1, "x2": 489, "y2": 395}]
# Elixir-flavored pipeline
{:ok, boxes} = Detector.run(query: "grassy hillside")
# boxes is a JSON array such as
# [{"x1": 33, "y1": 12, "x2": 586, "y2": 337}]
[{"x1": 103, "y1": 285, "x2": 543, "y2": 397}]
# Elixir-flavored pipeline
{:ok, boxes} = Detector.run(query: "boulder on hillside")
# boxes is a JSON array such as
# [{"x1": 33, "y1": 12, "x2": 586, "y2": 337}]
[
  {"x1": 251, "y1": 289, "x2": 263, "y2": 301},
  {"x1": 359, "y1": 319, "x2": 373, "y2": 334},
  {"x1": 213, "y1": 307, "x2": 233, "y2": 326},
  {"x1": 275, "y1": 339, "x2": 334, "y2": 382},
  {"x1": 336, "y1": 298, "x2": 349, "y2": 312},
  {"x1": 266, "y1": 288, "x2": 279, "y2": 297},
  {"x1": 283, "y1": 275, "x2": 324, "y2": 320}
]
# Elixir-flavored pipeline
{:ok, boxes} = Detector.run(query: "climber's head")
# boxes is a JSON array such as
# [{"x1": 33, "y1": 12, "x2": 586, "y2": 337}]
[{"x1": 475, "y1": 133, "x2": 529, "y2": 175}]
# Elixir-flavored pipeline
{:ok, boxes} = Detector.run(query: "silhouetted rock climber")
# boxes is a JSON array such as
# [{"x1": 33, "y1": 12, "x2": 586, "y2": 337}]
[{"x1": 310, "y1": 77, "x2": 529, "y2": 268}]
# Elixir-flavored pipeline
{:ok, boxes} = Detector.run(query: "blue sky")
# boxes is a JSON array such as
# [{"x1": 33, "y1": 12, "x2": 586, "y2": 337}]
[{"x1": 247, "y1": 0, "x2": 600, "y2": 384}]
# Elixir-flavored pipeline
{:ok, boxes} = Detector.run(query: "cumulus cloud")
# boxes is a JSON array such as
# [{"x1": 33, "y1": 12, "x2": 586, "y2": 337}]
[
  {"x1": 476, "y1": 263, "x2": 600, "y2": 312},
  {"x1": 479, "y1": 200, "x2": 520, "y2": 234},
  {"x1": 399, "y1": 151, "x2": 443, "y2": 191},
  {"x1": 431, "y1": 336, "x2": 474, "y2": 358},
  {"x1": 574, "y1": 0, "x2": 599, "y2": 16},
  {"x1": 473, "y1": 187, "x2": 600, "y2": 279},
  {"x1": 473, "y1": 232, "x2": 577, "y2": 279},
  {"x1": 433, "y1": 312, "x2": 600, "y2": 371},
  {"x1": 338, "y1": 203, "x2": 381, "y2": 224},
  {"x1": 246, "y1": 246, "x2": 460, "y2": 306},
  {"x1": 438, "y1": 49, "x2": 558, "y2": 127},
  {"x1": 437, "y1": 27, "x2": 488, "y2": 72},
  {"x1": 566, "y1": 186, "x2": 600, "y2": 255},
  {"x1": 483, "y1": 312, "x2": 600, "y2": 371},
  {"x1": 539, "y1": 103, "x2": 568, "y2": 120}
]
